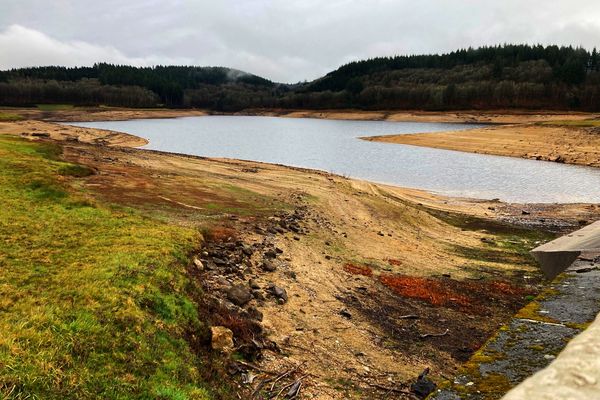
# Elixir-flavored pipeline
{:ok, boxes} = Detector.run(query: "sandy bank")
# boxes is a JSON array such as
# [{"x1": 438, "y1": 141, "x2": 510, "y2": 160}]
[
  {"x1": 364, "y1": 123, "x2": 600, "y2": 168},
  {"x1": 0, "y1": 120, "x2": 149, "y2": 147}
]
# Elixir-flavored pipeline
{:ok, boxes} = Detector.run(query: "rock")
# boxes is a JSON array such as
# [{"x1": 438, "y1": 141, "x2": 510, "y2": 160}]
[
  {"x1": 261, "y1": 260, "x2": 277, "y2": 272},
  {"x1": 252, "y1": 290, "x2": 265, "y2": 301},
  {"x1": 249, "y1": 279, "x2": 261, "y2": 289},
  {"x1": 264, "y1": 250, "x2": 277, "y2": 259},
  {"x1": 227, "y1": 284, "x2": 253, "y2": 306},
  {"x1": 339, "y1": 308, "x2": 352, "y2": 319},
  {"x1": 211, "y1": 326, "x2": 234, "y2": 352},
  {"x1": 377, "y1": 231, "x2": 385, "y2": 236},
  {"x1": 193, "y1": 257, "x2": 204, "y2": 270},
  {"x1": 246, "y1": 306, "x2": 263, "y2": 321},
  {"x1": 268, "y1": 284, "x2": 288, "y2": 303},
  {"x1": 213, "y1": 257, "x2": 228, "y2": 266},
  {"x1": 521, "y1": 210, "x2": 531, "y2": 215},
  {"x1": 410, "y1": 368, "x2": 436, "y2": 399},
  {"x1": 242, "y1": 245, "x2": 253, "y2": 256}
]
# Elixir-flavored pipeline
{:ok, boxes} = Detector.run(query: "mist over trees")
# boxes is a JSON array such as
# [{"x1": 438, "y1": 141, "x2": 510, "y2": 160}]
[{"x1": 1, "y1": 44, "x2": 600, "y2": 111}]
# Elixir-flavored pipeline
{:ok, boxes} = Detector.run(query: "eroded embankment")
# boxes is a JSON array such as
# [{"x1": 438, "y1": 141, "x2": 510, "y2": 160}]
[
  {"x1": 2, "y1": 116, "x2": 600, "y2": 399},
  {"x1": 56, "y1": 134, "x2": 593, "y2": 399}
]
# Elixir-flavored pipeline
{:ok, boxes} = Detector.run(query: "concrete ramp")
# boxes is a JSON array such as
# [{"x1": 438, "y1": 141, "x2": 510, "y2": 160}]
[{"x1": 531, "y1": 221, "x2": 600, "y2": 279}]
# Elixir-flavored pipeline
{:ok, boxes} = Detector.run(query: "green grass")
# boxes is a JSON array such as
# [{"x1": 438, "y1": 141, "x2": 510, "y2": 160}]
[
  {"x1": 36, "y1": 104, "x2": 75, "y2": 111},
  {"x1": 0, "y1": 136, "x2": 217, "y2": 399},
  {"x1": 0, "y1": 112, "x2": 24, "y2": 122}
]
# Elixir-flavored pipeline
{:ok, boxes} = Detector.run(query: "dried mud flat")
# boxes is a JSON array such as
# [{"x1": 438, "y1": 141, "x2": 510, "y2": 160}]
[{"x1": 3, "y1": 110, "x2": 600, "y2": 399}]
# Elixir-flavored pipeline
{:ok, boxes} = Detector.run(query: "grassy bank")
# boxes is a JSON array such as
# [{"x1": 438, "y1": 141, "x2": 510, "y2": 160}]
[{"x1": 0, "y1": 136, "x2": 219, "y2": 399}]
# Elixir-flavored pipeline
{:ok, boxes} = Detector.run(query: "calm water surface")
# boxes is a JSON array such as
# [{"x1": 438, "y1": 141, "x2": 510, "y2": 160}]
[{"x1": 70, "y1": 116, "x2": 600, "y2": 203}]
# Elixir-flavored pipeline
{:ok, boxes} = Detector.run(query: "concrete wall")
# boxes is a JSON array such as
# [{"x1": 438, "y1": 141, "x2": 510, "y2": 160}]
[{"x1": 502, "y1": 312, "x2": 600, "y2": 399}]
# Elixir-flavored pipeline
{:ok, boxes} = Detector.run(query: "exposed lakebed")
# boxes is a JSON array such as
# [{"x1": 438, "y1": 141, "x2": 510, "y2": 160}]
[{"x1": 70, "y1": 116, "x2": 600, "y2": 203}]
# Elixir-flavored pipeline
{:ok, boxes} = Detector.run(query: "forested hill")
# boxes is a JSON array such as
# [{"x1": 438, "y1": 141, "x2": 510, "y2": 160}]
[
  {"x1": 2, "y1": 44, "x2": 600, "y2": 111},
  {"x1": 291, "y1": 44, "x2": 600, "y2": 111},
  {"x1": 0, "y1": 64, "x2": 277, "y2": 109}
]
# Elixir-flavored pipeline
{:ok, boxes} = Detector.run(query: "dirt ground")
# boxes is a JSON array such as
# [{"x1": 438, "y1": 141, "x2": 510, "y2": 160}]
[{"x1": 2, "y1": 110, "x2": 599, "y2": 399}]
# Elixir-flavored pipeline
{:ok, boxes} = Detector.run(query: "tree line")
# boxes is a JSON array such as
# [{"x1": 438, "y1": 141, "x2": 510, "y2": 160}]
[{"x1": 1, "y1": 44, "x2": 600, "y2": 111}]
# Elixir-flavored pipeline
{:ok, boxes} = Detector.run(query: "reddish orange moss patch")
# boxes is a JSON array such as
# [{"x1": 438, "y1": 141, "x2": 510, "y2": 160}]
[
  {"x1": 343, "y1": 263, "x2": 373, "y2": 277},
  {"x1": 205, "y1": 226, "x2": 238, "y2": 243},
  {"x1": 379, "y1": 274, "x2": 471, "y2": 307}
]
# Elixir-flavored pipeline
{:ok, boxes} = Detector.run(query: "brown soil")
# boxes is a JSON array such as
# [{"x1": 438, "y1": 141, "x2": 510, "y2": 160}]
[
  {"x1": 3, "y1": 111, "x2": 600, "y2": 399},
  {"x1": 364, "y1": 123, "x2": 600, "y2": 168}
]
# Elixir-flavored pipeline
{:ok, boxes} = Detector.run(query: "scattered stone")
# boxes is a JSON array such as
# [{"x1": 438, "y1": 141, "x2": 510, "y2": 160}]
[
  {"x1": 193, "y1": 257, "x2": 204, "y2": 270},
  {"x1": 213, "y1": 257, "x2": 228, "y2": 266},
  {"x1": 246, "y1": 306, "x2": 263, "y2": 321},
  {"x1": 242, "y1": 245, "x2": 253, "y2": 256},
  {"x1": 211, "y1": 326, "x2": 234, "y2": 352},
  {"x1": 261, "y1": 260, "x2": 277, "y2": 272},
  {"x1": 227, "y1": 284, "x2": 253, "y2": 306},
  {"x1": 411, "y1": 368, "x2": 436, "y2": 399},
  {"x1": 521, "y1": 210, "x2": 531, "y2": 215},
  {"x1": 249, "y1": 279, "x2": 261, "y2": 289},
  {"x1": 377, "y1": 231, "x2": 385, "y2": 236},
  {"x1": 252, "y1": 290, "x2": 265, "y2": 301},
  {"x1": 264, "y1": 250, "x2": 277, "y2": 259},
  {"x1": 268, "y1": 284, "x2": 288, "y2": 303},
  {"x1": 339, "y1": 308, "x2": 352, "y2": 319}
]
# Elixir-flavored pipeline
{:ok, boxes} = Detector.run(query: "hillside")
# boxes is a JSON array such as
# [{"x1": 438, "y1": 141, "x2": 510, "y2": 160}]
[{"x1": 2, "y1": 45, "x2": 600, "y2": 111}]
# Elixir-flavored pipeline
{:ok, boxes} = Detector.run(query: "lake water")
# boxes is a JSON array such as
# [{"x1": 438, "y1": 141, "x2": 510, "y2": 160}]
[{"x1": 70, "y1": 116, "x2": 600, "y2": 203}]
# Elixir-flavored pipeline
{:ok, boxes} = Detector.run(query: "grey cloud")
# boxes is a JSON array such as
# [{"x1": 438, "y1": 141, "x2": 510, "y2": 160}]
[{"x1": 1, "y1": 1, "x2": 600, "y2": 82}]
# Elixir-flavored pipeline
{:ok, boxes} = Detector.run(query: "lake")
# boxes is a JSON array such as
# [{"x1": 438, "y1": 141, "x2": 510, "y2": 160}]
[{"x1": 69, "y1": 116, "x2": 600, "y2": 203}]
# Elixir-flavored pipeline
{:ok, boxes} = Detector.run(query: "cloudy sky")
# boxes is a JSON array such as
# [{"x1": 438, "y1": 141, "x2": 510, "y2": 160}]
[{"x1": 1, "y1": 0, "x2": 600, "y2": 82}]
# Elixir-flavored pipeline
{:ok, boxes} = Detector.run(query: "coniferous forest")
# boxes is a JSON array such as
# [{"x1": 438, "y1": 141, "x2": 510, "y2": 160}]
[{"x1": 2, "y1": 44, "x2": 600, "y2": 111}]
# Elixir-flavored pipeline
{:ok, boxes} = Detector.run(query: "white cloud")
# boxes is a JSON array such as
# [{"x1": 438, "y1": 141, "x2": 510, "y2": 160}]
[{"x1": 0, "y1": 24, "x2": 191, "y2": 70}]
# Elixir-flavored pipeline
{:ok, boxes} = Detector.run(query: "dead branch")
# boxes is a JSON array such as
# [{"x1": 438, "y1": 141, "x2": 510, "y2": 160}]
[
  {"x1": 419, "y1": 328, "x2": 450, "y2": 339},
  {"x1": 236, "y1": 360, "x2": 278, "y2": 375},
  {"x1": 367, "y1": 382, "x2": 418, "y2": 399},
  {"x1": 398, "y1": 314, "x2": 420, "y2": 319}
]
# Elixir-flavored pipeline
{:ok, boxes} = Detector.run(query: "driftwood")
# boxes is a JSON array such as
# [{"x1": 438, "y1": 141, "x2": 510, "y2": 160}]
[
  {"x1": 367, "y1": 382, "x2": 419, "y2": 399},
  {"x1": 398, "y1": 314, "x2": 420, "y2": 320},
  {"x1": 420, "y1": 328, "x2": 450, "y2": 339}
]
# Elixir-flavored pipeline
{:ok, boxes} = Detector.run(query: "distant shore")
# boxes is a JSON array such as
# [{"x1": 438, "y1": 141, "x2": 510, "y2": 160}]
[{"x1": 3, "y1": 106, "x2": 600, "y2": 168}]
